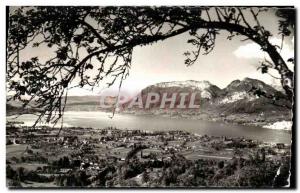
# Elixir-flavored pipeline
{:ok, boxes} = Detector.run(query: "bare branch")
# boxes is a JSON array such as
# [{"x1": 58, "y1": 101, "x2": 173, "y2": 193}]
[{"x1": 237, "y1": 8, "x2": 252, "y2": 29}]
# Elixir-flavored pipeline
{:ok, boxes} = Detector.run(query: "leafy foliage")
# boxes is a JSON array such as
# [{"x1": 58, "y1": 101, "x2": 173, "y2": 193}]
[{"x1": 7, "y1": 7, "x2": 294, "y2": 125}]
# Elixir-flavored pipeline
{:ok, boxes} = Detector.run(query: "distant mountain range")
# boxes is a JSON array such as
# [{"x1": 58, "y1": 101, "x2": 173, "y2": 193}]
[
  {"x1": 7, "y1": 78, "x2": 292, "y2": 119},
  {"x1": 121, "y1": 78, "x2": 290, "y2": 115},
  {"x1": 6, "y1": 104, "x2": 41, "y2": 116}
]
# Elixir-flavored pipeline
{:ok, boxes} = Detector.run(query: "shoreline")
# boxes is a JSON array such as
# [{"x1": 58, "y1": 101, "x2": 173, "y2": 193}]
[
  {"x1": 109, "y1": 110, "x2": 293, "y2": 131},
  {"x1": 7, "y1": 110, "x2": 293, "y2": 132}
]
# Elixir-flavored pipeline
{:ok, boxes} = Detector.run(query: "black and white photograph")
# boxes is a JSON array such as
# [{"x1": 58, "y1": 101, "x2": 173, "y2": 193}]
[{"x1": 5, "y1": 5, "x2": 295, "y2": 188}]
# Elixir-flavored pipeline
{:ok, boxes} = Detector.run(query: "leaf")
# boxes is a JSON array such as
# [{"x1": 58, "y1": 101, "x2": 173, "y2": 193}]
[
  {"x1": 31, "y1": 57, "x2": 38, "y2": 63},
  {"x1": 184, "y1": 58, "x2": 191, "y2": 65},
  {"x1": 73, "y1": 35, "x2": 83, "y2": 44},
  {"x1": 287, "y1": 58, "x2": 294, "y2": 63},
  {"x1": 183, "y1": 51, "x2": 191, "y2": 56},
  {"x1": 261, "y1": 66, "x2": 268, "y2": 74},
  {"x1": 32, "y1": 42, "x2": 40, "y2": 47},
  {"x1": 85, "y1": 64, "x2": 93, "y2": 70}
]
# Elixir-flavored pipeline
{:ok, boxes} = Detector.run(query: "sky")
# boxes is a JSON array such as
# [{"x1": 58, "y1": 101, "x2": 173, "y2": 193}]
[
  {"x1": 13, "y1": 7, "x2": 294, "y2": 97},
  {"x1": 70, "y1": 8, "x2": 294, "y2": 96}
]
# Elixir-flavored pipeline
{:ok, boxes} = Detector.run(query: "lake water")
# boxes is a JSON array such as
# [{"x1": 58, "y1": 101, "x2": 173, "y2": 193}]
[{"x1": 7, "y1": 111, "x2": 292, "y2": 144}]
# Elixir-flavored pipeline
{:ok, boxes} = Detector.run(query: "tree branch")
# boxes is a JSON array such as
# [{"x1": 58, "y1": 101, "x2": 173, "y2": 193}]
[
  {"x1": 237, "y1": 8, "x2": 252, "y2": 29},
  {"x1": 77, "y1": 19, "x2": 113, "y2": 48}
]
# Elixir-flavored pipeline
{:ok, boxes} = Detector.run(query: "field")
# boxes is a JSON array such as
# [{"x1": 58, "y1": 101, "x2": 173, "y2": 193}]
[{"x1": 7, "y1": 144, "x2": 28, "y2": 158}]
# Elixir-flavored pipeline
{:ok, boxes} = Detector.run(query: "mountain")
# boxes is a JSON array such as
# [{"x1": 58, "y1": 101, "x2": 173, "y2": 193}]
[
  {"x1": 122, "y1": 80, "x2": 223, "y2": 111},
  {"x1": 224, "y1": 78, "x2": 277, "y2": 93},
  {"x1": 216, "y1": 78, "x2": 289, "y2": 114},
  {"x1": 64, "y1": 96, "x2": 100, "y2": 111},
  {"x1": 122, "y1": 78, "x2": 291, "y2": 116},
  {"x1": 64, "y1": 96, "x2": 117, "y2": 111},
  {"x1": 153, "y1": 80, "x2": 223, "y2": 99},
  {"x1": 6, "y1": 78, "x2": 292, "y2": 128},
  {"x1": 6, "y1": 104, "x2": 41, "y2": 116},
  {"x1": 7, "y1": 78, "x2": 292, "y2": 122},
  {"x1": 6, "y1": 95, "x2": 116, "y2": 115}
]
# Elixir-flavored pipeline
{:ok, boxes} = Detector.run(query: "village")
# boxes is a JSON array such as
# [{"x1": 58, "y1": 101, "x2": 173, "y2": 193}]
[{"x1": 6, "y1": 122, "x2": 291, "y2": 187}]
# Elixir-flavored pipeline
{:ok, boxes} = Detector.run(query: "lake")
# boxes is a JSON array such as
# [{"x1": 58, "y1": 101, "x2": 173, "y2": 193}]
[{"x1": 7, "y1": 111, "x2": 292, "y2": 144}]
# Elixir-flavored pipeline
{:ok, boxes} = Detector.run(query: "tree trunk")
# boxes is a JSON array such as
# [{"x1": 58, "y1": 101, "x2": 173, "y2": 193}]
[
  {"x1": 265, "y1": 42, "x2": 294, "y2": 100},
  {"x1": 192, "y1": 21, "x2": 294, "y2": 99},
  {"x1": 204, "y1": 21, "x2": 294, "y2": 99}
]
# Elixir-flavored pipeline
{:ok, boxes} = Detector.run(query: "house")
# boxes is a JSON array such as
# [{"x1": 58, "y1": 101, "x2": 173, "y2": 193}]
[
  {"x1": 276, "y1": 143, "x2": 285, "y2": 149},
  {"x1": 59, "y1": 168, "x2": 72, "y2": 174}
]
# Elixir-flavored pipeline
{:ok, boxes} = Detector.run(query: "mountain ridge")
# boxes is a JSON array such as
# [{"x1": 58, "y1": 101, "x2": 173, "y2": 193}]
[
  {"x1": 6, "y1": 77, "x2": 292, "y2": 129},
  {"x1": 7, "y1": 78, "x2": 290, "y2": 115}
]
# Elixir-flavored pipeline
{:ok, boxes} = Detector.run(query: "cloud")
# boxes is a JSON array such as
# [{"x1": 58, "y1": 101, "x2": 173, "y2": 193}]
[
  {"x1": 234, "y1": 37, "x2": 294, "y2": 63},
  {"x1": 233, "y1": 37, "x2": 295, "y2": 91}
]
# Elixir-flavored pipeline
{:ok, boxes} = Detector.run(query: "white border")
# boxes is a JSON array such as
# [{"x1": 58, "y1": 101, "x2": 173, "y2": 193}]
[{"x1": 0, "y1": 0, "x2": 299, "y2": 192}]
